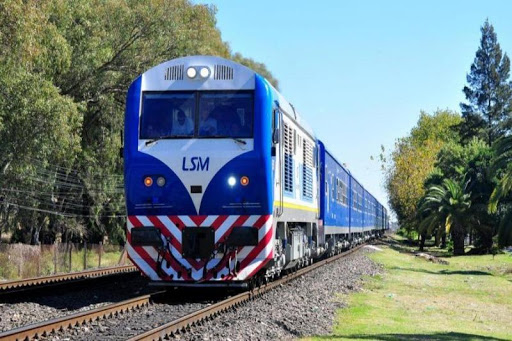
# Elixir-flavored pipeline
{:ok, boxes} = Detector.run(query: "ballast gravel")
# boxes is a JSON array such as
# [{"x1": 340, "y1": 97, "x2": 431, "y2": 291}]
[
  {"x1": 185, "y1": 247, "x2": 380, "y2": 341},
  {"x1": 0, "y1": 273, "x2": 154, "y2": 332},
  {"x1": 47, "y1": 246, "x2": 380, "y2": 341}
]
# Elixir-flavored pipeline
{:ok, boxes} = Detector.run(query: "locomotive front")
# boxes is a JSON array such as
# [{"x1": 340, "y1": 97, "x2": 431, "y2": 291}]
[{"x1": 124, "y1": 56, "x2": 274, "y2": 286}]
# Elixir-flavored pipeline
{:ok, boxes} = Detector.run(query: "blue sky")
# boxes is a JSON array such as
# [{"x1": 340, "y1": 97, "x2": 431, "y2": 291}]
[{"x1": 194, "y1": 0, "x2": 512, "y2": 218}]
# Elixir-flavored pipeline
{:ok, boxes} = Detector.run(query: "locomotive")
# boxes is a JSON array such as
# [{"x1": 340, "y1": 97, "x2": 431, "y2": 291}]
[{"x1": 123, "y1": 56, "x2": 388, "y2": 287}]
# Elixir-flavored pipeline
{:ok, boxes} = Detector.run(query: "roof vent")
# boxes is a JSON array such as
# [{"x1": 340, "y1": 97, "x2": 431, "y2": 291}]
[
  {"x1": 214, "y1": 65, "x2": 234, "y2": 80},
  {"x1": 164, "y1": 65, "x2": 184, "y2": 80}
]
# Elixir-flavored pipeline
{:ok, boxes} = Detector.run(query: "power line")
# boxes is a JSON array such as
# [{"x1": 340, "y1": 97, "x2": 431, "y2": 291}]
[{"x1": 2, "y1": 201, "x2": 126, "y2": 218}]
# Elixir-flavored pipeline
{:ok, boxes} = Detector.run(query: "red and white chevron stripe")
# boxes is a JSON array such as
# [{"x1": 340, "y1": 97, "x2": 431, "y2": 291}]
[{"x1": 126, "y1": 215, "x2": 273, "y2": 282}]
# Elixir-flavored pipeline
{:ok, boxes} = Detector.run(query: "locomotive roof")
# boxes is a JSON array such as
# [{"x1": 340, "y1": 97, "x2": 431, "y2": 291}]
[{"x1": 138, "y1": 55, "x2": 316, "y2": 138}]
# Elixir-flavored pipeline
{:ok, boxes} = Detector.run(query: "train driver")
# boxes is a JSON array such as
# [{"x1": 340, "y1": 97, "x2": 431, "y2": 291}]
[
  {"x1": 199, "y1": 107, "x2": 217, "y2": 136},
  {"x1": 171, "y1": 109, "x2": 193, "y2": 136}
]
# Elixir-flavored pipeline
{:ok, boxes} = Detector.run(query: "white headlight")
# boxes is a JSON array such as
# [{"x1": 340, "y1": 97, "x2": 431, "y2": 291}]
[
  {"x1": 199, "y1": 67, "x2": 210, "y2": 78},
  {"x1": 228, "y1": 176, "x2": 236, "y2": 187},
  {"x1": 157, "y1": 176, "x2": 166, "y2": 187},
  {"x1": 186, "y1": 67, "x2": 197, "y2": 78}
]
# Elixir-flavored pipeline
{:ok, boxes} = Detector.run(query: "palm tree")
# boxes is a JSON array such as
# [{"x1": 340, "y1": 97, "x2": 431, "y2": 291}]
[
  {"x1": 489, "y1": 135, "x2": 512, "y2": 246},
  {"x1": 419, "y1": 178, "x2": 471, "y2": 255},
  {"x1": 489, "y1": 135, "x2": 512, "y2": 210}
]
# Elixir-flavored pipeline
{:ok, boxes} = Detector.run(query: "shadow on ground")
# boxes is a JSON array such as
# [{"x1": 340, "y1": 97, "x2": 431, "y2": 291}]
[
  {"x1": 379, "y1": 241, "x2": 452, "y2": 259},
  {"x1": 316, "y1": 332, "x2": 510, "y2": 341},
  {"x1": 388, "y1": 266, "x2": 493, "y2": 276},
  {"x1": 377, "y1": 238, "x2": 454, "y2": 258}
]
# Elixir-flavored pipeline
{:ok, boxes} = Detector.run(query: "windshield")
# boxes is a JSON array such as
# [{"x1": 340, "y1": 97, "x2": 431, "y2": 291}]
[
  {"x1": 140, "y1": 92, "x2": 195, "y2": 139},
  {"x1": 140, "y1": 91, "x2": 253, "y2": 139},
  {"x1": 198, "y1": 92, "x2": 253, "y2": 138}
]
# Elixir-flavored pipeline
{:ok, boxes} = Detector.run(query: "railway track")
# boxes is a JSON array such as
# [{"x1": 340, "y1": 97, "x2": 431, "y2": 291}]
[
  {"x1": 129, "y1": 244, "x2": 364, "y2": 341},
  {"x1": 0, "y1": 291, "x2": 165, "y2": 341},
  {"x1": 0, "y1": 264, "x2": 137, "y2": 295},
  {"x1": 0, "y1": 244, "x2": 365, "y2": 341}
]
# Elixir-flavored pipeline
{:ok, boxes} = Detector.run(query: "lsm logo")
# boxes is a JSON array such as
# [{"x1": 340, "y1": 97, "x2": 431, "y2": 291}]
[{"x1": 182, "y1": 156, "x2": 210, "y2": 171}]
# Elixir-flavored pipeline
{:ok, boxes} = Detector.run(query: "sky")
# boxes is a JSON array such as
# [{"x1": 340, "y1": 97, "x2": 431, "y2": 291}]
[{"x1": 193, "y1": 0, "x2": 512, "y2": 219}]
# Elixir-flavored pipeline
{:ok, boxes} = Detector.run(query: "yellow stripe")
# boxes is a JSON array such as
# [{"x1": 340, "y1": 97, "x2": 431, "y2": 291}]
[{"x1": 273, "y1": 201, "x2": 319, "y2": 213}]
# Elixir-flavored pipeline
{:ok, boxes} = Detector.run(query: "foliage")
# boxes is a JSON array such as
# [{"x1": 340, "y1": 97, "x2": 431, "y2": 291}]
[
  {"x1": 489, "y1": 135, "x2": 512, "y2": 246},
  {"x1": 458, "y1": 19, "x2": 512, "y2": 145},
  {"x1": 384, "y1": 110, "x2": 461, "y2": 231},
  {"x1": 419, "y1": 178, "x2": 471, "y2": 255},
  {"x1": 232, "y1": 53, "x2": 280, "y2": 90},
  {"x1": 383, "y1": 19, "x2": 512, "y2": 252},
  {"x1": 0, "y1": 0, "x2": 278, "y2": 244},
  {"x1": 434, "y1": 138, "x2": 496, "y2": 251}
]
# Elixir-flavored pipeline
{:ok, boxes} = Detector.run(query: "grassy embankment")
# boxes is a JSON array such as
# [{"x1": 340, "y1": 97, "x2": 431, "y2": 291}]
[{"x1": 309, "y1": 236, "x2": 512, "y2": 341}]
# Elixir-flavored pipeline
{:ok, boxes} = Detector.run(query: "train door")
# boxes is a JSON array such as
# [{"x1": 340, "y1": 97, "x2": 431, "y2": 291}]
[{"x1": 272, "y1": 107, "x2": 283, "y2": 217}]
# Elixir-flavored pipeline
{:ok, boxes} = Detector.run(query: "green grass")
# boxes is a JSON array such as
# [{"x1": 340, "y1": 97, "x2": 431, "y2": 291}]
[{"x1": 308, "y1": 243, "x2": 512, "y2": 341}]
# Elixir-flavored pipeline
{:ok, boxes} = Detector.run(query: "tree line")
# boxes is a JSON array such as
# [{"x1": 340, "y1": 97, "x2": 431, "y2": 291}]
[
  {"x1": 384, "y1": 20, "x2": 512, "y2": 255},
  {"x1": 0, "y1": 0, "x2": 278, "y2": 245}
]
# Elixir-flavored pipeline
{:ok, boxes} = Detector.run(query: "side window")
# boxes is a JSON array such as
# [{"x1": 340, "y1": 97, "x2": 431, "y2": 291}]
[
  {"x1": 272, "y1": 109, "x2": 280, "y2": 144},
  {"x1": 331, "y1": 175, "x2": 335, "y2": 198},
  {"x1": 342, "y1": 181, "x2": 348, "y2": 205}
]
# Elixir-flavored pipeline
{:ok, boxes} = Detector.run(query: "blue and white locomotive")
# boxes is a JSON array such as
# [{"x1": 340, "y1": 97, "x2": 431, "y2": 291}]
[{"x1": 123, "y1": 56, "x2": 388, "y2": 287}]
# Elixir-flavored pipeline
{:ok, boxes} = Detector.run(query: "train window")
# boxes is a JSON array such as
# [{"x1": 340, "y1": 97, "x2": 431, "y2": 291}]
[
  {"x1": 331, "y1": 175, "x2": 335, "y2": 199},
  {"x1": 341, "y1": 181, "x2": 348, "y2": 205},
  {"x1": 140, "y1": 92, "x2": 195, "y2": 139},
  {"x1": 272, "y1": 109, "x2": 280, "y2": 144},
  {"x1": 335, "y1": 178, "x2": 339, "y2": 202},
  {"x1": 198, "y1": 92, "x2": 253, "y2": 138}
]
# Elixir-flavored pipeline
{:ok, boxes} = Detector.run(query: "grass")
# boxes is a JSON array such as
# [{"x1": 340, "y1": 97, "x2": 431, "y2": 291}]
[
  {"x1": 307, "y1": 239, "x2": 512, "y2": 341},
  {"x1": 0, "y1": 244, "x2": 124, "y2": 280}
]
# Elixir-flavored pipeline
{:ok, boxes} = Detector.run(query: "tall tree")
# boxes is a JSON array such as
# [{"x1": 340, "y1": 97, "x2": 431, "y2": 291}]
[
  {"x1": 459, "y1": 19, "x2": 512, "y2": 144},
  {"x1": 384, "y1": 110, "x2": 461, "y2": 232}
]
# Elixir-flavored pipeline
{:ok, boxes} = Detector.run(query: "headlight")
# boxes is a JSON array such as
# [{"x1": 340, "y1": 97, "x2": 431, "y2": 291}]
[
  {"x1": 186, "y1": 67, "x2": 197, "y2": 78},
  {"x1": 228, "y1": 176, "x2": 236, "y2": 187},
  {"x1": 199, "y1": 67, "x2": 210, "y2": 78},
  {"x1": 157, "y1": 176, "x2": 166, "y2": 187}
]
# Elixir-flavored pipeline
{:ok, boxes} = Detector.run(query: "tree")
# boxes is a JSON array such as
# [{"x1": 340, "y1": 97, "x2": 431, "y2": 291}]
[
  {"x1": 0, "y1": 0, "x2": 280, "y2": 244},
  {"x1": 384, "y1": 110, "x2": 461, "y2": 233},
  {"x1": 232, "y1": 53, "x2": 280, "y2": 90},
  {"x1": 489, "y1": 135, "x2": 512, "y2": 246},
  {"x1": 435, "y1": 138, "x2": 496, "y2": 251},
  {"x1": 419, "y1": 178, "x2": 472, "y2": 255},
  {"x1": 458, "y1": 19, "x2": 512, "y2": 144}
]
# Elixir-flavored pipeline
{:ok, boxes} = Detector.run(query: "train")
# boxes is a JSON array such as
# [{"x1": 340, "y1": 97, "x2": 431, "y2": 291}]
[{"x1": 123, "y1": 56, "x2": 389, "y2": 287}]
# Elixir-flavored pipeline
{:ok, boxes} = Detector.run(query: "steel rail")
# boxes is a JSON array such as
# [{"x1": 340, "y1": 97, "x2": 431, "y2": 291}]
[
  {"x1": 0, "y1": 265, "x2": 137, "y2": 293},
  {"x1": 0, "y1": 291, "x2": 165, "y2": 341},
  {"x1": 128, "y1": 244, "x2": 365, "y2": 341}
]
